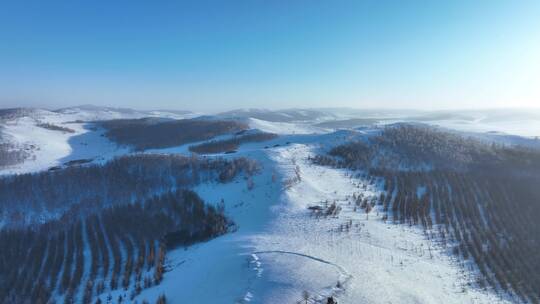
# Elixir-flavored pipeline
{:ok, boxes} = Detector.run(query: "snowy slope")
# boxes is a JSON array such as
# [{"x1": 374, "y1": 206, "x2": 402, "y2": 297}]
[
  {"x1": 317, "y1": 109, "x2": 540, "y2": 139},
  {"x1": 0, "y1": 111, "x2": 128, "y2": 175},
  {"x1": 2, "y1": 107, "x2": 538, "y2": 176},
  {"x1": 134, "y1": 130, "x2": 509, "y2": 304},
  {"x1": 428, "y1": 118, "x2": 540, "y2": 138},
  {"x1": 252, "y1": 144, "x2": 508, "y2": 303},
  {"x1": 0, "y1": 108, "x2": 534, "y2": 303},
  {"x1": 0, "y1": 106, "x2": 196, "y2": 175},
  {"x1": 247, "y1": 117, "x2": 328, "y2": 135},
  {"x1": 55, "y1": 104, "x2": 197, "y2": 121}
]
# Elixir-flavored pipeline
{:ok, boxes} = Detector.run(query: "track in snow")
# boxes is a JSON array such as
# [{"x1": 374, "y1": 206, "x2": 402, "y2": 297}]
[{"x1": 251, "y1": 250, "x2": 352, "y2": 302}]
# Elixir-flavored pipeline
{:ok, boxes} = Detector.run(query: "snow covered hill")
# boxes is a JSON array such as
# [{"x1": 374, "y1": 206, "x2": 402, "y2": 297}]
[
  {"x1": 1, "y1": 106, "x2": 538, "y2": 176},
  {"x1": 0, "y1": 109, "x2": 126, "y2": 175},
  {"x1": 0, "y1": 106, "x2": 538, "y2": 303},
  {"x1": 128, "y1": 130, "x2": 511, "y2": 304},
  {"x1": 54, "y1": 104, "x2": 195, "y2": 121},
  {"x1": 0, "y1": 106, "x2": 196, "y2": 175}
]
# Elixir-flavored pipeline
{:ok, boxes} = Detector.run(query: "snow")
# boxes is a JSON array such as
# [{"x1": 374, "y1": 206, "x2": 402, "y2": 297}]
[
  {"x1": 254, "y1": 144, "x2": 508, "y2": 303},
  {"x1": 313, "y1": 109, "x2": 540, "y2": 140},
  {"x1": 55, "y1": 105, "x2": 196, "y2": 121},
  {"x1": 428, "y1": 118, "x2": 540, "y2": 138},
  {"x1": 0, "y1": 113, "x2": 128, "y2": 175},
  {"x1": 248, "y1": 118, "x2": 327, "y2": 135},
  {"x1": 1, "y1": 115, "x2": 72, "y2": 174},
  {"x1": 0, "y1": 106, "x2": 199, "y2": 175},
  {"x1": 133, "y1": 147, "x2": 281, "y2": 303},
  {"x1": 0, "y1": 108, "x2": 529, "y2": 303},
  {"x1": 136, "y1": 134, "x2": 509, "y2": 304}
]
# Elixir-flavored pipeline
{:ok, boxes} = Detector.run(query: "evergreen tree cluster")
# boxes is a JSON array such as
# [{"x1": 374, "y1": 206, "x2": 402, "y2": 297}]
[
  {"x1": 314, "y1": 124, "x2": 540, "y2": 302},
  {"x1": 0, "y1": 190, "x2": 230, "y2": 304},
  {"x1": 188, "y1": 132, "x2": 278, "y2": 154},
  {"x1": 0, "y1": 153, "x2": 258, "y2": 227},
  {"x1": 99, "y1": 118, "x2": 248, "y2": 151},
  {"x1": 37, "y1": 123, "x2": 75, "y2": 133}
]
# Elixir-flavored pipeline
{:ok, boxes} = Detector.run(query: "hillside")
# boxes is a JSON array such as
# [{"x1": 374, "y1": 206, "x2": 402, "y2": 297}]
[
  {"x1": 99, "y1": 118, "x2": 249, "y2": 151},
  {"x1": 0, "y1": 107, "x2": 539, "y2": 304},
  {"x1": 314, "y1": 124, "x2": 540, "y2": 302}
]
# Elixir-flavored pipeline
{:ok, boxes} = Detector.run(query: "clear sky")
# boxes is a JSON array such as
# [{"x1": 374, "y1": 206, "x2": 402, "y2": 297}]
[{"x1": 1, "y1": 0, "x2": 539, "y2": 111}]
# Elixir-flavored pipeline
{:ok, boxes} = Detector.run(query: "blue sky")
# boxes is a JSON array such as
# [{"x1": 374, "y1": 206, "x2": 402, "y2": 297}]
[{"x1": 1, "y1": 0, "x2": 539, "y2": 111}]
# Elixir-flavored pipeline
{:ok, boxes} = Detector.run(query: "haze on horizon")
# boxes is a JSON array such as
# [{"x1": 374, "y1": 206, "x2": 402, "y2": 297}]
[{"x1": 1, "y1": 0, "x2": 539, "y2": 112}]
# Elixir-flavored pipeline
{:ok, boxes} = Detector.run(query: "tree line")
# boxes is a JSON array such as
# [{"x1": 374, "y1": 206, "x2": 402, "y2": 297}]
[
  {"x1": 188, "y1": 131, "x2": 278, "y2": 154},
  {"x1": 37, "y1": 122, "x2": 75, "y2": 133},
  {"x1": 99, "y1": 117, "x2": 248, "y2": 151},
  {"x1": 0, "y1": 153, "x2": 258, "y2": 227}
]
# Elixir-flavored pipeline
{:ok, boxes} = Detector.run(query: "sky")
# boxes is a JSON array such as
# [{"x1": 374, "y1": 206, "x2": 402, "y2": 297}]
[{"x1": 0, "y1": 0, "x2": 539, "y2": 111}]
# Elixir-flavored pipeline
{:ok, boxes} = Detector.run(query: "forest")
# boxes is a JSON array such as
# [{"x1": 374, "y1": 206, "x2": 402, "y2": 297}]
[
  {"x1": 0, "y1": 142, "x2": 30, "y2": 168},
  {"x1": 0, "y1": 108, "x2": 36, "y2": 121},
  {"x1": 37, "y1": 122, "x2": 75, "y2": 133},
  {"x1": 312, "y1": 124, "x2": 540, "y2": 303},
  {"x1": 0, "y1": 190, "x2": 231, "y2": 304},
  {"x1": 188, "y1": 131, "x2": 278, "y2": 154},
  {"x1": 0, "y1": 153, "x2": 259, "y2": 227},
  {"x1": 0, "y1": 148, "x2": 256, "y2": 303},
  {"x1": 99, "y1": 118, "x2": 248, "y2": 151}
]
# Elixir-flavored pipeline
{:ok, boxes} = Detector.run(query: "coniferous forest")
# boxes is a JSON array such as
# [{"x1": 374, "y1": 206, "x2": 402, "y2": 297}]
[
  {"x1": 0, "y1": 153, "x2": 258, "y2": 227},
  {"x1": 0, "y1": 190, "x2": 230, "y2": 304},
  {"x1": 188, "y1": 132, "x2": 278, "y2": 154},
  {"x1": 313, "y1": 124, "x2": 540, "y2": 303},
  {"x1": 0, "y1": 153, "x2": 257, "y2": 303},
  {"x1": 99, "y1": 118, "x2": 248, "y2": 151}
]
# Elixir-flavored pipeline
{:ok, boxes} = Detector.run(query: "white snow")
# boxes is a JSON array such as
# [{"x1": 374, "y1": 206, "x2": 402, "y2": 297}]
[
  {"x1": 0, "y1": 107, "x2": 198, "y2": 175},
  {"x1": 0, "y1": 113, "x2": 128, "y2": 175},
  {"x1": 428, "y1": 118, "x2": 540, "y2": 138},
  {"x1": 0, "y1": 108, "x2": 528, "y2": 303},
  {"x1": 136, "y1": 133, "x2": 509, "y2": 304},
  {"x1": 248, "y1": 118, "x2": 327, "y2": 135}
]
